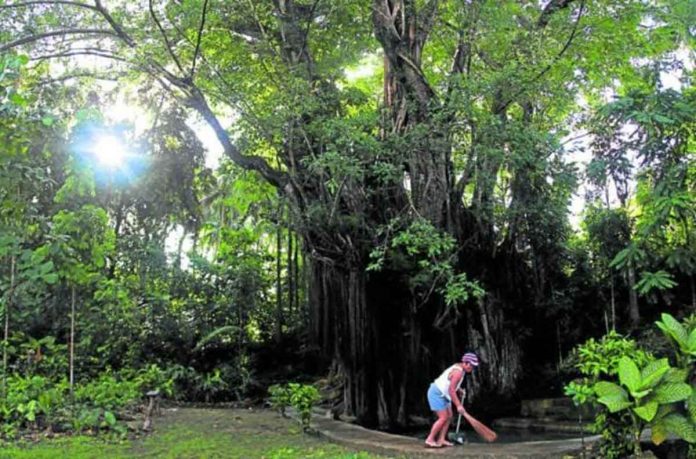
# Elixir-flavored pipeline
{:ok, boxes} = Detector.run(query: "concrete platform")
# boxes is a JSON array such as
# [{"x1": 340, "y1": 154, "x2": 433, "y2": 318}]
[
  {"x1": 309, "y1": 413, "x2": 600, "y2": 458},
  {"x1": 493, "y1": 417, "x2": 591, "y2": 434}
]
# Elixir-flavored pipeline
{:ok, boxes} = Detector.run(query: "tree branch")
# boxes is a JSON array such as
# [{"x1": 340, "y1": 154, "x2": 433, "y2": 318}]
[
  {"x1": 148, "y1": 0, "x2": 185, "y2": 74},
  {"x1": 185, "y1": 86, "x2": 289, "y2": 190},
  {"x1": 446, "y1": 0, "x2": 482, "y2": 97},
  {"x1": 0, "y1": 0, "x2": 97, "y2": 11},
  {"x1": 95, "y1": 0, "x2": 136, "y2": 47},
  {"x1": 0, "y1": 29, "x2": 118, "y2": 53},
  {"x1": 30, "y1": 49, "x2": 128, "y2": 62},
  {"x1": 537, "y1": 0, "x2": 576, "y2": 28},
  {"x1": 273, "y1": 0, "x2": 316, "y2": 78},
  {"x1": 298, "y1": 0, "x2": 321, "y2": 75},
  {"x1": 36, "y1": 71, "x2": 127, "y2": 86},
  {"x1": 190, "y1": 0, "x2": 209, "y2": 78},
  {"x1": 496, "y1": 0, "x2": 586, "y2": 114},
  {"x1": 415, "y1": 0, "x2": 439, "y2": 49}
]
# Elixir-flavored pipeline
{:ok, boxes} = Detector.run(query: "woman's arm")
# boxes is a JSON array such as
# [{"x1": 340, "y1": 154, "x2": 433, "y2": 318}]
[{"x1": 448, "y1": 369, "x2": 465, "y2": 412}]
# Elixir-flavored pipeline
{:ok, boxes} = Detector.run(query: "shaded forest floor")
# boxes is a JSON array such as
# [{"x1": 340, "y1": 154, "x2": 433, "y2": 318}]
[{"x1": 1, "y1": 408, "x2": 384, "y2": 459}]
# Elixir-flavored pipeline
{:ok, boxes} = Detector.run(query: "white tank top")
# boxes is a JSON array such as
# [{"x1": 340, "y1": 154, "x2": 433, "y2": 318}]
[{"x1": 433, "y1": 364, "x2": 464, "y2": 400}]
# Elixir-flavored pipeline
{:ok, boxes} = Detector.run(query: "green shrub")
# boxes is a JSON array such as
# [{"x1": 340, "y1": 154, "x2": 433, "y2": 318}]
[
  {"x1": 0, "y1": 367, "x2": 157, "y2": 439},
  {"x1": 72, "y1": 372, "x2": 140, "y2": 434},
  {"x1": 158, "y1": 364, "x2": 231, "y2": 402},
  {"x1": 161, "y1": 364, "x2": 196, "y2": 401},
  {"x1": 13, "y1": 335, "x2": 68, "y2": 380},
  {"x1": 565, "y1": 314, "x2": 696, "y2": 456},
  {"x1": 269, "y1": 382, "x2": 321, "y2": 431},
  {"x1": 288, "y1": 383, "x2": 321, "y2": 431},
  {"x1": 0, "y1": 375, "x2": 71, "y2": 437},
  {"x1": 593, "y1": 355, "x2": 693, "y2": 453},
  {"x1": 198, "y1": 368, "x2": 229, "y2": 403},
  {"x1": 568, "y1": 330, "x2": 652, "y2": 379},
  {"x1": 594, "y1": 411, "x2": 636, "y2": 459},
  {"x1": 1, "y1": 376, "x2": 57, "y2": 427},
  {"x1": 269, "y1": 384, "x2": 292, "y2": 417},
  {"x1": 74, "y1": 373, "x2": 140, "y2": 412},
  {"x1": 119, "y1": 363, "x2": 175, "y2": 397}
]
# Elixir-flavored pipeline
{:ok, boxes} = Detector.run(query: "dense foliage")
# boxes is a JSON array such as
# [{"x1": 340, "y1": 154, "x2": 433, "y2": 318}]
[
  {"x1": 1, "y1": 51, "x2": 304, "y2": 438},
  {"x1": 1, "y1": 0, "x2": 694, "y2": 441}
]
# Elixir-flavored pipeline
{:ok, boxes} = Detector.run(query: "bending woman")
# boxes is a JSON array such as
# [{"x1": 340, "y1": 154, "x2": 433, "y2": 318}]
[{"x1": 424, "y1": 352, "x2": 479, "y2": 448}]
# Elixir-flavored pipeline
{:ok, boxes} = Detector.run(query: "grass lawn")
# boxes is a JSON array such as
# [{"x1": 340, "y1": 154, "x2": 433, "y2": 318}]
[{"x1": 1, "y1": 408, "x2": 389, "y2": 459}]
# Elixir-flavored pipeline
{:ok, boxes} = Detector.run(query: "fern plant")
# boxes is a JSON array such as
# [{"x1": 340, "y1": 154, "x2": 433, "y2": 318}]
[{"x1": 634, "y1": 271, "x2": 678, "y2": 296}]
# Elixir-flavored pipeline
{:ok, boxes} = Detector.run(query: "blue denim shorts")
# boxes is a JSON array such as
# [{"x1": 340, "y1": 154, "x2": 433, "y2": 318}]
[{"x1": 427, "y1": 383, "x2": 450, "y2": 412}]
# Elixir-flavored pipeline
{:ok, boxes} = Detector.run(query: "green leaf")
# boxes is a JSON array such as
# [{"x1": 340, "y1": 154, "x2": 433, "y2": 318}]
[
  {"x1": 193, "y1": 325, "x2": 240, "y2": 352},
  {"x1": 42, "y1": 273, "x2": 59, "y2": 284},
  {"x1": 653, "y1": 404, "x2": 676, "y2": 422},
  {"x1": 651, "y1": 422, "x2": 668, "y2": 445},
  {"x1": 633, "y1": 401, "x2": 658, "y2": 422},
  {"x1": 687, "y1": 328, "x2": 696, "y2": 353},
  {"x1": 10, "y1": 93, "x2": 26, "y2": 107},
  {"x1": 595, "y1": 382, "x2": 631, "y2": 413},
  {"x1": 635, "y1": 271, "x2": 677, "y2": 295},
  {"x1": 656, "y1": 313, "x2": 688, "y2": 347},
  {"x1": 598, "y1": 394, "x2": 632, "y2": 413},
  {"x1": 41, "y1": 116, "x2": 54, "y2": 126},
  {"x1": 663, "y1": 413, "x2": 696, "y2": 443},
  {"x1": 25, "y1": 400, "x2": 37, "y2": 422},
  {"x1": 662, "y1": 368, "x2": 688, "y2": 383},
  {"x1": 687, "y1": 391, "x2": 696, "y2": 423},
  {"x1": 618, "y1": 357, "x2": 641, "y2": 394},
  {"x1": 104, "y1": 410, "x2": 117, "y2": 426},
  {"x1": 594, "y1": 381, "x2": 625, "y2": 398},
  {"x1": 652, "y1": 114, "x2": 674, "y2": 124},
  {"x1": 653, "y1": 383, "x2": 692, "y2": 404},
  {"x1": 639, "y1": 358, "x2": 670, "y2": 390},
  {"x1": 610, "y1": 247, "x2": 630, "y2": 269}
]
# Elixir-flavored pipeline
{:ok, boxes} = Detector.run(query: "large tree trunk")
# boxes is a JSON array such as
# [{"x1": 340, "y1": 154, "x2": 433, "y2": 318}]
[
  {"x1": 309, "y1": 258, "x2": 376, "y2": 425},
  {"x1": 373, "y1": 0, "x2": 450, "y2": 226},
  {"x1": 309, "y1": 252, "x2": 443, "y2": 429},
  {"x1": 465, "y1": 296, "x2": 522, "y2": 395}
]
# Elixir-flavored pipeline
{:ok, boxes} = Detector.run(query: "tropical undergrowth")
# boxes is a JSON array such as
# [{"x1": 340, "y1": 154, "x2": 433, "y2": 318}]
[{"x1": 564, "y1": 313, "x2": 696, "y2": 458}]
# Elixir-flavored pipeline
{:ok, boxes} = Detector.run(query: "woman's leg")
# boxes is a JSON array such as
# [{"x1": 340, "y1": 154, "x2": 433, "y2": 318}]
[
  {"x1": 437, "y1": 407, "x2": 454, "y2": 445},
  {"x1": 425, "y1": 408, "x2": 450, "y2": 446},
  {"x1": 437, "y1": 406, "x2": 452, "y2": 446}
]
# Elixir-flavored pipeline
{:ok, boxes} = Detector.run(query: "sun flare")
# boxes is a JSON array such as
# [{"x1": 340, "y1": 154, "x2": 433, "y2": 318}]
[{"x1": 93, "y1": 135, "x2": 127, "y2": 168}]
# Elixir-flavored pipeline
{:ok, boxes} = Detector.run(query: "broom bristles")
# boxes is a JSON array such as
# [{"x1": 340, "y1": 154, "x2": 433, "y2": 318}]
[{"x1": 462, "y1": 411, "x2": 497, "y2": 442}]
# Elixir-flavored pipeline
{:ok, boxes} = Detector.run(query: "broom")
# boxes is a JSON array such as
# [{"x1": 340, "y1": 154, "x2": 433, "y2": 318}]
[
  {"x1": 453, "y1": 412, "x2": 466, "y2": 444},
  {"x1": 461, "y1": 410, "x2": 497, "y2": 442}
]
